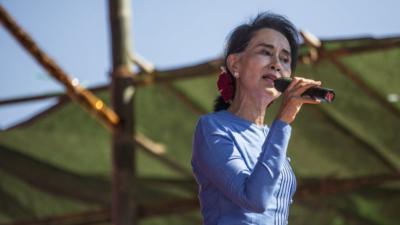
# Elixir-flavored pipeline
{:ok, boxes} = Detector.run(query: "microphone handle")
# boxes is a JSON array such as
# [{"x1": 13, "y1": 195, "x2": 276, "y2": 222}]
[{"x1": 274, "y1": 77, "x2": 335, "y2": 103}]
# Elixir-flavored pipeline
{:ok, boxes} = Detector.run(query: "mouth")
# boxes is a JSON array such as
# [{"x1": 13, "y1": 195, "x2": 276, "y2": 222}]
[{"x1": 261, "y1": 74, "x2": 278, "y2": 84}]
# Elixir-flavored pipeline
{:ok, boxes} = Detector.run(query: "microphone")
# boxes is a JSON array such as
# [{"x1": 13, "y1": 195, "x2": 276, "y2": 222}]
[{"x1": 274, "y1": 77, "x2": 335, "y2": 103}]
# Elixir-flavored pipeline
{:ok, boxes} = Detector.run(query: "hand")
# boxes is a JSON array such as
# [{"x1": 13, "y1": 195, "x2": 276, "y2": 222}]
[{"x1": 276, "y1": 77, "x2": 321, "y2": 124}]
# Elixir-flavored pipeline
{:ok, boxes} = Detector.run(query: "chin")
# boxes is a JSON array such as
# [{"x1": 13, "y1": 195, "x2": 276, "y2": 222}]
[{"x1": 264, "y1": 87, "x2": 280, "y2": 98}]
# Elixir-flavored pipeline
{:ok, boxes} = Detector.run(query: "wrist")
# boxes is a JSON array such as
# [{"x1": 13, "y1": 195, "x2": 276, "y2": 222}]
[
  {"x1": 276, "y1": 115, "x2": 292, "y2": 124},
  {"x1": 276, "y1": 109, "x2": 295, "y2": 124}
]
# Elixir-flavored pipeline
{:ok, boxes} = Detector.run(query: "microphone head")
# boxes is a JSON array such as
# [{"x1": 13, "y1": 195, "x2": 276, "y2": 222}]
[
  {"x1": 274, "y1": 77, "x2": 335, "y2": 103},
  {"x1": 274, "y1": 77, "x2": 292, "y2": 92}
]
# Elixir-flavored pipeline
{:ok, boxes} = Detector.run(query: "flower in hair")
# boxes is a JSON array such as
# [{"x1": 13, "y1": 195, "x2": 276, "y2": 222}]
[{"x1": 217, "y1": 67, "x2": 234, "y2": 103}]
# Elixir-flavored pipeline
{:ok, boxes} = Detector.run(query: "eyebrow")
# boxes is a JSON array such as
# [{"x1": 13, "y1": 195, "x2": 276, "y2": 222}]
[{"x1": 255, "y1": 43, "x2": 291, "y2": 55}]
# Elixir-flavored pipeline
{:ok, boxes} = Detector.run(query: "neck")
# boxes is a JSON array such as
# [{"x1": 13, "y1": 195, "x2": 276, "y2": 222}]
[{"x1": 227, "y1": 89, "x2": 272, "y2": 126}]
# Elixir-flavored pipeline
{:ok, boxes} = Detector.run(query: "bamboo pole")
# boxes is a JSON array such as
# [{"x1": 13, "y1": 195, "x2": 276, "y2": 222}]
[
  {"x1": 301, "y1": 31, "x2": 400, "y2": 120},
  {"x1": 327, "y1": 55, "x2": 400, "y2": 119},
  {"x1": 2, "y1": 172, "x2": 399, "y2": 225},
  {"x1": 2, "y1": 37, "x2": 399, "y2": 107},
  {"x1": 108, "y1": 0, "x2": 137, "y2": 224},
  {"x1": 0, "y1": 5, "x2": 119, "y2": 130}
]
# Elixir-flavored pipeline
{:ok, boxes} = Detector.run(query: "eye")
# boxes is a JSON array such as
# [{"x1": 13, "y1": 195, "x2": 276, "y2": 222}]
[
  {"x1": 259, "y1": 49, "x2": 272, "y2": 56},
  {"x1": 280, "y1": 57, "x2": 290, "y2": 64}
]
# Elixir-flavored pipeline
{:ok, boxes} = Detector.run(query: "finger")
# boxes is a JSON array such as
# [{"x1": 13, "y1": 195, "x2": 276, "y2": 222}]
[
  {"x1": 296, "y1": 78, "x2": 321, "y2": 87},
  {"x1": 285, "y1": 76, "x2": 302, "y2": 92},
  {"x1": 299, "y1": 96, "x2": 321, "y2": 104},
  {"x1": 293, "y1": 82, "x2": 321, "y2": 96},
  {"x1": 292, "y1": 77, "x2": 319, "y2": 86},
  {"x1": 290, "y1": 77, "x2": 320, "y2": 92}
]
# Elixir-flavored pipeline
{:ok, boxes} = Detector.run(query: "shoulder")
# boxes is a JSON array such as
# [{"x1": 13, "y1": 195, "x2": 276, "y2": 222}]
[
  {"x1": 197, "y1": 111, "x2": 231, "y2": 133},
  {"x1": 192, "y1": 112, "x2": 232, "y2": 157}
]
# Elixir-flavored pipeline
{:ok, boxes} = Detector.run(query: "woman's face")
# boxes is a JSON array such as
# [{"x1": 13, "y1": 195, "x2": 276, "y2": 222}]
[{"x1": 231, "y1": 28, "x2": 292, "y2": 100}]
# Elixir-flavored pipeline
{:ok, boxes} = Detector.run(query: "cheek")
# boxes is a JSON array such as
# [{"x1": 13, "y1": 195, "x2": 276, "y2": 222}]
[
  {"x1": 242, "y1": 56, "x2": 267, "y2": 74},
  {"x1": 239, "y1": 59, "x2": 262, "y2": 79},
  {"x1": 282, "y1": 67, "x2": 291, "y2": 77},
  {"x1": 239, "y1": 74, "x2": 258, "y2": 88}
]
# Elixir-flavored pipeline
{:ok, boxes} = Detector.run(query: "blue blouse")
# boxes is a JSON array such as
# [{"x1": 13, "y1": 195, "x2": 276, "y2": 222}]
[{"x1": 191, "y1": 110, "x2": 296, "y2": 225}]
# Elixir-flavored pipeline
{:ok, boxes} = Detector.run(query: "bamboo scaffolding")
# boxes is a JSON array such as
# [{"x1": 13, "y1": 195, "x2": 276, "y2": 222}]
[
  {"x1": 300, "y1": 31, "x2": 400, "y2": 172},
  {"x1": 313, "y1": 107, "x2": 400, "y2": 172},
  {"x1": 1, "y1": 37, "x2": 399, "y2": 107},
  {"x1": 0, "y1": 5, "x2": 119, "y2": 131},
  {"x1": 1, "y1": 172, "x2": 398, "y2": 225},
  {"x1": 297, "y1": 173, "x2": 400, "y2": 198},
  {"x1": 327, "y1": 55, "x2": 400, "y2": 119},
  {"x1": 161, "y1": 84, "x2": 207, "y2": 115},
  {"x1": 301, "y1": 31, "x2": 400, "y2": 120},
  {"x1": 1, "y1": 3, "x2": 400, "y2": 224}
]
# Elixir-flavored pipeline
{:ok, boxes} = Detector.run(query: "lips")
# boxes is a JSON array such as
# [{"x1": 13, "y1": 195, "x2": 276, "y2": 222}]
[{"x1": 262, "y1": 73, "x2": 278, "y2": 85}]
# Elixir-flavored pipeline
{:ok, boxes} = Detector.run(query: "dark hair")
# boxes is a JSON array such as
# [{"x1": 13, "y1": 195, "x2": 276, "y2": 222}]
[{"x1": 214, "y1": 12, "x2": 300, "y2": 112}]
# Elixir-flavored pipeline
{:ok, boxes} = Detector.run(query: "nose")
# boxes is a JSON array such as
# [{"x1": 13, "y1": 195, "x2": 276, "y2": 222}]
[
  {"x1": 269, "y1": 57, "x2": 282, "y2": 72},
  {"x1": 270, "y1": 64, "x2": 281, "y2": 72}
]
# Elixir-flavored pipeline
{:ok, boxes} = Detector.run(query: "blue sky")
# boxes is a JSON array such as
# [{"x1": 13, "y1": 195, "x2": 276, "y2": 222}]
[{"x1": 1, "y1": 0, "x2": 399, "y2": 128}]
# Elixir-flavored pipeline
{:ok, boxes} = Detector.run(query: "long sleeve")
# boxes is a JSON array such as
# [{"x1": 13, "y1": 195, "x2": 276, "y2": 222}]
[{"x1": 192, "y1": 116, "x2": 291, "y2": 213}]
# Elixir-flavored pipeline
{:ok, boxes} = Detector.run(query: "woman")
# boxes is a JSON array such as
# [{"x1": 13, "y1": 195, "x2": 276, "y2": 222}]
[{"x1": 191, "y1": 12, "x2": 321, "y2": 225}]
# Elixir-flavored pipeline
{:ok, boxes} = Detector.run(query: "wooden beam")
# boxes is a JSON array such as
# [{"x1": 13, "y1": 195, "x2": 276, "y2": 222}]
[
  {"x1": 1, "y1": 37, "x2": 399, "y2": 108},
  {"x1": 0, "y1": 58, "x2": 221, "y2": 107},
  {"x1": 108, "y1": 0, "x2": 137, "y2": 224},
  {"x1": 133, "y1": 133, "x2": 165, "y2": 155},
  {"x1": 131, "y1": 59, "x2": 222, "y2": 86},
  {"x1": 299, "y1": 201, "x2": 381, "y2": 225},
  {"x1": 2, "y1": 172, "x2": 398, "y2": 225},
  {"x1": 328, "y1": 39, "x2": 400, "y2": 57},
  {"x1": 6, "y1": 98, "x2": 67, "y2": 130},
  {"x1": 0, "y1": 93, "x2": 60, "y2": 106},
  {"x1": 301, "y1": 32, "x2": 400, "y2": 171},
  {"x1": 0, "y1": 142, "x2": 195, "y2": 205},
  {"x1": 7, "y1": 105, "x2": 190, "y2": 181},
  {"x1": 319, "y1": 35, "x2": 400, "y2": 44},
  {"x1": 162, "y1": 84, "x2": 207, "y2": 115},
  {"x1": 0, "y1": 85, "x2": 108, "y2": 107},
  {"x1": 134, "y1": 132, "x2": 194, "y2": 177},
  {"x1": 0, "y1": 144, "x2": 197, "y2": 224},
  {"x1": 313, "y1": 107, "x2": 400, "y2": 172},
  {"x1": 301, "y1": 31, "x2": 400, "y2": 119},
  {"x1": 0, "y1": 197, "x2": 200, "y2": 225},
  {"x1": 0, "y1": 5, "x2": 118, "y2": 131},
  {"x1": 138, "y1": 198, "x2": 199, "y2": 218},
  {"x1": 0, "y1": 208, "x2": 110, "y2": 225},
  {"x1": 297, "y1": 173, "x2": 400, "y2": 199},
  {"x1": 327, "y1": 55, "x2": 400, "y2": 119},
  {"x1": 0, "y1": 144, "x2": 110, "y2": 204}
]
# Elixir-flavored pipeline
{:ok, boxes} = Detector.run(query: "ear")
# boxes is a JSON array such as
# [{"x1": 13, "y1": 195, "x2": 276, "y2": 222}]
[{"x1": 226, "y1": 53, "x2": 241, "y2": 76}]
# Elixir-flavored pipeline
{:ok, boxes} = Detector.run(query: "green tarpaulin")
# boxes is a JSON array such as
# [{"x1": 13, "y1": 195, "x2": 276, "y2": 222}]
[{"x1": 0, "y1": 36, "x2": 399, "y2": 225}]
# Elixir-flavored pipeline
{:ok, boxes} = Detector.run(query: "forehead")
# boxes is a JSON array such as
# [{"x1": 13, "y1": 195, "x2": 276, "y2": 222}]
[{"x1": 248, "y1": 28, "x2": 290, "y2": 52}]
